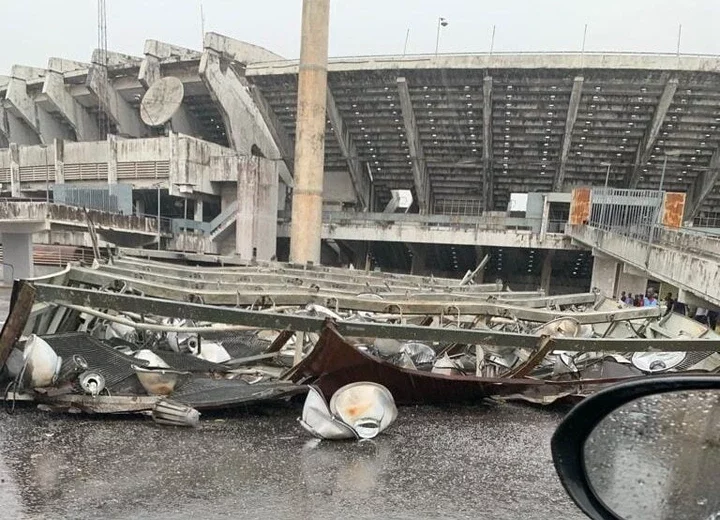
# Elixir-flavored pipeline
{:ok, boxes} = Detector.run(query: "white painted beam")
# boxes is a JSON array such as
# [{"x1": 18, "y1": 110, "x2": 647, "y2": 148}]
[
  {"x1": 397, "y1": 76, "x2": 430, "y2": 214},
  {"x1": 553, "y1": 76, "x2": 584, "y2": 191},
  {"x1": 628, "y1": 78, "x2": 679, "y2": 188},
  {"x1": 326, "y1": 89, "x2": 369, "y2": 209}
]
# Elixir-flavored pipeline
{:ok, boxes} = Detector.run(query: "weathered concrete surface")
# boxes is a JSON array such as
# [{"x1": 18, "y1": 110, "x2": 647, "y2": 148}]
[
  {"x1": 279, "y1": 213, "x2": 577, "y2": 250},
  {"x1": 2, "y1": 233, "x2": 33, "y2": 283},
  {"x1": 571, "y1": 224, "x2": 720, "y2": 306},
  {"x1": 0, "y1": 404, "x2": 583, "y2": 520},
  {"x1": 0, "y1": 201, "x2": 159, "y2": 236}
]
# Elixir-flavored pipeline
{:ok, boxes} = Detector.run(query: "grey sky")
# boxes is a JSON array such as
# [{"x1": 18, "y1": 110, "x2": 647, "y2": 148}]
[{"x1": 1, "y1": 0, "x2": 719, "y2": 72}]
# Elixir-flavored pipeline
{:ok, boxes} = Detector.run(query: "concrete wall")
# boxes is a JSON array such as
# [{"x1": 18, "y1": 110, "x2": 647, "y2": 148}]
[
  {"x1": 571, "y1": 224, "x2": 720, "y2": 307},
  {"x1": 591, "y1": 255, "x2": 618, "y2": 298}
]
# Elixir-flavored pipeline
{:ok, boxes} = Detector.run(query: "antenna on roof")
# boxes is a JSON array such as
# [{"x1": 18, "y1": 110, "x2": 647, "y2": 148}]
[{"x1": 96, "y1": 0, "x2": 110, "y2": 140}]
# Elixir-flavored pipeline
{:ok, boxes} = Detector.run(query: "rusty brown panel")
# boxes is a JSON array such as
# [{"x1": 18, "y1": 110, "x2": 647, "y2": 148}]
[
  {"x1": 569, "y1": 188, "x2": 591, "y2": 225},
  {"x1": 287, "y1": 323, "x2": 543, "y2": 405},
  {"x1": 0, "y1": 281, "x2": 36, "y2": 371},
  {"x1": 662, "y1": 192, "x2": 686, "y2": 228}
]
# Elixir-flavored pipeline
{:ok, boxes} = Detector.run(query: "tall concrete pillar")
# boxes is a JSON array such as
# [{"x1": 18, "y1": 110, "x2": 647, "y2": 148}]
[
  {"x1": 9, "y1": 143, "x2": 21, "y2": 198},
  {"x1": 236, "y1": 157, "x2": 278, "y2": 261},
  {"x1": 54, "y1": 138, "x2": 65, "y2": 184},
  {"x1": 541, "y1": 250, "x2": 555, "y2": 295},
  {"x1": 2, "y1": 233, "x2": 33, "y2": 284},
  {"x1": 289, "y1": 0, "x2": 330, "y2": 264},
  {"x1": 591, "y1": 254, "x2": 619, "y2": 298}
]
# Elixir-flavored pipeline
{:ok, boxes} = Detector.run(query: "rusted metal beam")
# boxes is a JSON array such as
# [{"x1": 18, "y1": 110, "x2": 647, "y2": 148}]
[
  {"x1": 0, "y1": 281, "x2": 36, "y2": 371},
  {"x1": 98, "y1": 263, "x2": 507, "y2": 295},
  {"x1": 32, "y1": 284, "x2": 719, "y2": 352},
  {"x1": 64, "y1": 268, "x2": 640, "y2": 322}
]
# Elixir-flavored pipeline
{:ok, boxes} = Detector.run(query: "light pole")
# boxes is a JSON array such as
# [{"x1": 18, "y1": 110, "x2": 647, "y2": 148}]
[
  {"x1": 435, "y1": 17, "x2": 448, "y2": 56},
  {"x1": 156, "y1": 185, "x2": 161, "y2": 250},
  {"x1": 603, "y1": 161, "x2": 611, "y2": 189}
]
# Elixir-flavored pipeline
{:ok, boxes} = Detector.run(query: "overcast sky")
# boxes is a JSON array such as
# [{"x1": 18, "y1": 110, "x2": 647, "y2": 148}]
[{"x1": 1, "y1": 0, "x2": 719, "y2": 72}]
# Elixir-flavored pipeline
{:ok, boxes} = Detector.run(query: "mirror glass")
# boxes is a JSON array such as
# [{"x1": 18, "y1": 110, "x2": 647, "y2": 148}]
[{"x1": 584, "y1": 390, "x2": 720, "y2": 520}]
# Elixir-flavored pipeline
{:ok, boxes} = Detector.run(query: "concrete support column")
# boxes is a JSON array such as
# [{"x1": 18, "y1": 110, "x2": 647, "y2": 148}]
[
  {"x1": 107, "y1": 135, "x2": 118, "y2": 184},
  {"x1": 541, "y1": 250, "x2": 555, "y2": 295},
  {"x1": 591, "y1": 254, "x2": 619, "y2": 298},
  {"x1": 474, "y1": 246, "x2": 486, "y2": 284},
  {"x1": 236, "y1": 157, "x2": 279, "y2": 261},
  {"x1": 9, "y1": 143, "x2": 21, "y2": 198},
  {"x1": 194, "y1": 199, "x2": 204, "y2": 222},
  {"x1": 617, "y1": 269, "x2": 648, "y2": 299},
  {"x1": 2, "y1": 233, "x2": 33, "y2": 284},
  {"x1": 54, "y1": 138, "x2": 65, "y2": 184},
  {"x1": 289, "y1": 0, "x2": 330, "y2": 264}
]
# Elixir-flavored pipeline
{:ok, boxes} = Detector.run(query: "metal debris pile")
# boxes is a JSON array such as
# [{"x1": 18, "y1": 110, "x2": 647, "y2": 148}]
[{"x1": 0, "y1": 250, "x2": 719, "y2": 428}]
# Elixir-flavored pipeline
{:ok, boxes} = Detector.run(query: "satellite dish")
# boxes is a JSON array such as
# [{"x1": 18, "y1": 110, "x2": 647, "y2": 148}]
[{"x1": 140, "y1": 76, "x2": 184, "y2": 127}]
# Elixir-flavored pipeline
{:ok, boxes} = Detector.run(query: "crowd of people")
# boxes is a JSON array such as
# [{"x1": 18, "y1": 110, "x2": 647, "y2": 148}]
[
  {"x1": 618, "y1": 290, "x2": 660, "y2": 308},
  {"x1": 618, "y1": 289, "x2": 718, "y2": 329}
]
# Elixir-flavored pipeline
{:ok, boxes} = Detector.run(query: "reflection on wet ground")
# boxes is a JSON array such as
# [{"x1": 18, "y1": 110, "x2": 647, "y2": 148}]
[{"x1": 0, "y1": 402, "x2": 583, "y2": 520}]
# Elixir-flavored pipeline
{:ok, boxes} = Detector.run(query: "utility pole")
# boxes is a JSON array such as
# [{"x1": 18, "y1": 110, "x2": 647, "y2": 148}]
[{"x1": 289, "y1": 0, "x2": 330, "y2": 264}]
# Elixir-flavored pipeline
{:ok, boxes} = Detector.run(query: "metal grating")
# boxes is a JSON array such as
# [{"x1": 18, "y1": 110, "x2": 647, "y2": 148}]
[
  {"x1": 40, "y1": 332, "x2": 146, "y2": 394},
  {"x1": 171, "y1": 378, "x2": 306, "y2": 410}
]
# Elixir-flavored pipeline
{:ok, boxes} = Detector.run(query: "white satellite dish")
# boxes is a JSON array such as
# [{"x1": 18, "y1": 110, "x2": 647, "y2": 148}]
[{"x1": 140, "y1": 76, "x2": 184, "y2": 127}]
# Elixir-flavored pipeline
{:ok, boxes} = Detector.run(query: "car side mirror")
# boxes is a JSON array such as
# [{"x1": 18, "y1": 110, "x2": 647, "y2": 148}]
[{"x1": 551, "y1": 376, "x2": 720, "y2": 520}]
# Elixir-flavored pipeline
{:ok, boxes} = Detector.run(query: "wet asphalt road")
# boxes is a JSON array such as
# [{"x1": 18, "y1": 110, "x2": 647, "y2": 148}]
[{"x1": 0, "y1": 402, "x2": 584, "y2": 520}]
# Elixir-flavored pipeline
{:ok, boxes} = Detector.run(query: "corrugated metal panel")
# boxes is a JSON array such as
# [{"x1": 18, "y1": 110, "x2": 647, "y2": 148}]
[
  {"x1": 663, "y1": 192, "x2": 686, "y2": 228},
  {"x1": 0, "y1": 168, "x2": 11, "y2": 183},
  {"x1": 53, "y1": 184, "x2": 133, "y2": 214},
  {"x1": 117, "y1": 160, "x2": 170, "y2": 179},
  {"x1": 569, "y1": 188, "x2": 591, "y2": 225}
]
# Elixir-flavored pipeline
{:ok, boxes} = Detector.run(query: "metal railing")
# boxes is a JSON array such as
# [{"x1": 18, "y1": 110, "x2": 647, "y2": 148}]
[
  {"x1": 588, "y1": 188, "x2": 663, "y2": 241},
  {"x1": 53, "y1": 184, "x2": 133, "y2": 214},
  {"x1": 434, "y1": 199, "x2": 484, "y2": 217}
]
